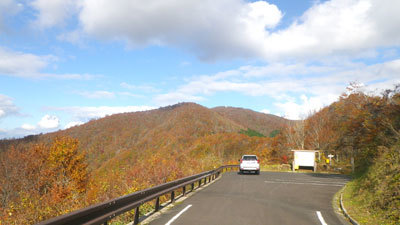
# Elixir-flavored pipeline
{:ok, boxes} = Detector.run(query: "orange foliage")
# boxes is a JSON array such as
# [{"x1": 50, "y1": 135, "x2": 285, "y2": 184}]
[{"x1": 0, "y1": 137, "x2": 88, "y2": 224}]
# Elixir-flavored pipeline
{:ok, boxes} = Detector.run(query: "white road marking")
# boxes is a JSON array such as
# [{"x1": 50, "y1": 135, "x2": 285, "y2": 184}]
[
  {"x1": 165, "y1": 204, "x2": 192, "y2": 225},
  {"x1": 264, "y1": 180, "x2": 344, "y2": 187},
  {"x1": 316, "y1": 211, "x2": 328, "y2": 225}
]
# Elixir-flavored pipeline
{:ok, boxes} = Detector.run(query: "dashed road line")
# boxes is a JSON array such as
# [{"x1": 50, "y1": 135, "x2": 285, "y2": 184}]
[
  {"x1": 316, "y1": 211, "x2": 328, "y2": 225},
  {"x1": 165, "y1": 204, "x2": 192, "y2": 225}
]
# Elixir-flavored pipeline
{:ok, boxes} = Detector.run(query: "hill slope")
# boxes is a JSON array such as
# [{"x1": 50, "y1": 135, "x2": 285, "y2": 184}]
[
  {"x1": 40, "y1": 103, "x2": 249, "y2": 169},
  {"x1": 212, "y1": 106, "x2": 290, "y2": 136}
]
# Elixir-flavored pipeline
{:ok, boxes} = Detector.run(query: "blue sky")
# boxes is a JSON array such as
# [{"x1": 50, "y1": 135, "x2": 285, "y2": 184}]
[{"x1": 1, "y1": 0, "x2": 400, "y2": 138}]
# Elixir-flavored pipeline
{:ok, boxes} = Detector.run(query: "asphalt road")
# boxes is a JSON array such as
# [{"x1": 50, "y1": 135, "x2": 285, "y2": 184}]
[{"x1": 148, "y1": 171, "x2": 350, "y2": 225}]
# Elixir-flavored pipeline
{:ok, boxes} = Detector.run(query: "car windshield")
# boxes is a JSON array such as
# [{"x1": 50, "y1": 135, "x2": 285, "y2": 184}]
[{"x1": 243, "y1": 156, "x2": 257, "y2": 161}]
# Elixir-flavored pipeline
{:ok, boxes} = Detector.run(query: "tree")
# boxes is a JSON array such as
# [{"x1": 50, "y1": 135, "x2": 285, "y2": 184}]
[
  {"x1": 48, "y1": 137, "x2": 88, "y2": 194},
  {"x1": 285, "y1": 120, "x2": 306, "y2": 150}
]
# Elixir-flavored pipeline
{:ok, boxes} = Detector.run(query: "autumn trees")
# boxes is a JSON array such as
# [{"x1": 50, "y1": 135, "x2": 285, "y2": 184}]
[
  {"x1": 276, "y1": 84, "x2": 400, "y2": 172},
  {"x1": 0, "y1": 137, "x2": 88, "y2": 224}
]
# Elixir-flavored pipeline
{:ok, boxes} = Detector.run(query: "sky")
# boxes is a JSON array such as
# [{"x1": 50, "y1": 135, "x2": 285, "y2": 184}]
[{"x1": 0, "y1": 0, "x2": 400, "y2": 138}]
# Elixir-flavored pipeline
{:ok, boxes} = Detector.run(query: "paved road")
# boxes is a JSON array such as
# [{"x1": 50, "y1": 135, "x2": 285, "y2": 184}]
[{"x1": 148, "y1": 171, "x2": 350, "y2": 225}]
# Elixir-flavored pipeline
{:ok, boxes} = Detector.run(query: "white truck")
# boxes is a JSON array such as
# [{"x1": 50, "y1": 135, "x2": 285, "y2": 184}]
[{"x1": 239, "y1": 155, "x2": 260, "y2": 175}]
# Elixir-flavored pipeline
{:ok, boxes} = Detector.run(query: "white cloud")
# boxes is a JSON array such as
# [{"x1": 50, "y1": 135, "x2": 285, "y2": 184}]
[
  {"x1": 78, "y1": 0, "x2": 282, "y2": 61},
  {"x1": 275, "y1": 94, "x2": 339, "y2": 120},
  {"x1": 31, "y1": 0, "x2": 80, "y2": 29},
  {"x1": 0, "y1": 94, "x2": 19, "y2": 119},
  {"x1": 0, "y1": 46, "x2": 95, "y2": 79},
  {"x1": 153, "y1": 58, "x2": 400, "y2": 118},
  {"x1": 260, "y1": 109, "x2": 270, "y2": 114},
  {"x1": 52, "y1": 105, "x2": 155, "y2": 121},
  {"x1": 154, "y1": 92, "x2": 205, "y2": 106},
  {"x1": 1, "y1": 115, "x2": 66, "y2": 138},
  {"x1": 0, "y1": 47, "x2": 50, "y2": 76},
  {"x1": 33, "y1": 0, "x2": 397, "y2": 61},
  {"x1": 21, "y1": 123, "x2": 36, "y2": 130},
  {"x1": 26, "y1": 0, "x2": 400, "y2": 61},
  {"x1": 0, "y1": 0, "x2": 23, "y2": 30},
  {"x1": 174, "y1": 59, "x2": 400, "y2": 98},
  {"x1": 38, "y1": 115, "x2": 60, "y2": 129},
  {"x1": 120, "y1": 82, "x2": 159, "y2": 93},
  {"x1": 266, "y1": 0, "x2": 400, "y2": 60},
  {"x1": 64, "y1": 121, "x2": 84, "y2": 129},
  {"x1": 77, "y1": 91, "x2": 115, "y2": 99},
  {"x1": 118, "y1": 92, "x2": 144, "y2": 98},
  {"x1": 57, "y1": 30, "x2": 86, "y2": 45}
]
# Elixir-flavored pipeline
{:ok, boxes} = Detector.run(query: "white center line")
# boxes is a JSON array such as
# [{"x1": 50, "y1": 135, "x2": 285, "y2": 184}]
[
  {"x1": 165, "y1": 204, "x2": 192, "y2": 225},
  {"x1": 316, "y1": 211, "x2": 328, "y2": 225}
]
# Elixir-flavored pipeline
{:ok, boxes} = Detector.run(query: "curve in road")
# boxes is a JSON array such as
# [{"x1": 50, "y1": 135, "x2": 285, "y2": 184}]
[{"x1": 148, "y1": 171, "x2": 350, "y2": 225}]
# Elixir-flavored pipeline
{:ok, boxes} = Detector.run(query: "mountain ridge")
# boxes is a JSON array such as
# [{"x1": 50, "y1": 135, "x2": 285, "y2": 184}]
[{"x1": 1, "y1": 102, "x2": 290, "y2": 171}]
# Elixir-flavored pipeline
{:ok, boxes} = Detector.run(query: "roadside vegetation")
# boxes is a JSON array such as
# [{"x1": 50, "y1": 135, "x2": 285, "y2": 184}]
[{"x1": 343, "y1": 143, "x2": 400, "y2": 225}]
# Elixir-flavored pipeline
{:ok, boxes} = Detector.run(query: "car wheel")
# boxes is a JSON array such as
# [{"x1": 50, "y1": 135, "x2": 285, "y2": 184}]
[{"x1": 256, "y1": 170, "x2": 260, "y2": 175}]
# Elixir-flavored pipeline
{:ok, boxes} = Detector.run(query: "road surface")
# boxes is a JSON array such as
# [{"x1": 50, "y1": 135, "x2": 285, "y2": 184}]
[{"x1": 148, "y1": 171, "x2": 350, "y2": 225}]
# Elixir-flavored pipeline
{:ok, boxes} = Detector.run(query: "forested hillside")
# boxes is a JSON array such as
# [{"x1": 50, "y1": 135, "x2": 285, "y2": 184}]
[
  {"x1": 212, "y1": 106, "x2": 290, "y2": 136},
  {"x1": 282, "y1": 84, "x2": 400, "y2": 223},
  {"x1": 0, "y1": 102, "x2": 289, "y2": 224}
]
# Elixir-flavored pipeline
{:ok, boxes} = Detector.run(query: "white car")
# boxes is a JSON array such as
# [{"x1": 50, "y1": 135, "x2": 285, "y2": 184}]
[{"x1": 239, "y1": 155, "x2": 260, "y2": 175}]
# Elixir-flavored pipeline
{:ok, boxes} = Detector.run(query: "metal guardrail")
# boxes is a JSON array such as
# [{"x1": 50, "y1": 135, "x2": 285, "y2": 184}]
[{"x1": 37, "y1": 165, "x2": 238, "y2": 225}]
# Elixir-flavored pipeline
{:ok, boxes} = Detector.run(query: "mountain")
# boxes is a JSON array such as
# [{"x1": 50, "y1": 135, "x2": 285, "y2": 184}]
[
  {"x1": 2, "y1": 103, "x2": 289, "y2": 170},
  {"x1": 0, "y1": 102, "x2": 290, "y2": 223},
  {"x1": 212, "y1": 106, "x2": 291, "y2": 136},
  {"x1": 40, "y1": 103, "x2": 242, "y2": 167}
]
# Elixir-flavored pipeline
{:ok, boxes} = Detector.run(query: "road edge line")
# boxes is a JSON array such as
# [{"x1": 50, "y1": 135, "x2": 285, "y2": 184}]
[
  {"x1": 165, "y1": 204, "x2": 192, "y2": 225},
  {"x1": 137, "y1": 172, "x2": 224, "y2": 225},
  {"x1": 340, "y1": 191, "x2": 360, "y2": 225}
]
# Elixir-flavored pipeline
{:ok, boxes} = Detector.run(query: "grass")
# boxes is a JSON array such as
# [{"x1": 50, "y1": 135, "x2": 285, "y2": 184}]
[
  {"x1": 340, "y1": 143, "x2": 400, "y2": 225},
  {"x1": 261, "y1": 164, "x2": 291, "y2": 172},
  {"x1": 342, "y1": 180, "x2": 393, "y2": 225}
]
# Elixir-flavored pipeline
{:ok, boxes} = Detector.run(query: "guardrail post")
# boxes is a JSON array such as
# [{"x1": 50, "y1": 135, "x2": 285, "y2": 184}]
[
  {"x1": 183, "y1": 186, "x2": 186, "y2": 196},
  {"x1": 155, "y1": 197, "x2": 160, "y2": 212},
  {"x1": 134, "y1": 206, "x2": 140, "y2": 225},
  {"x1": 171, "y1": 191, "x2": 175, "y2": 203},
  {"x1": 191, "y1": 183, "x2": 194, "y2": 191},
  {"x1": 199, "y1": 179, "x2": 201, "y2": 187}
]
